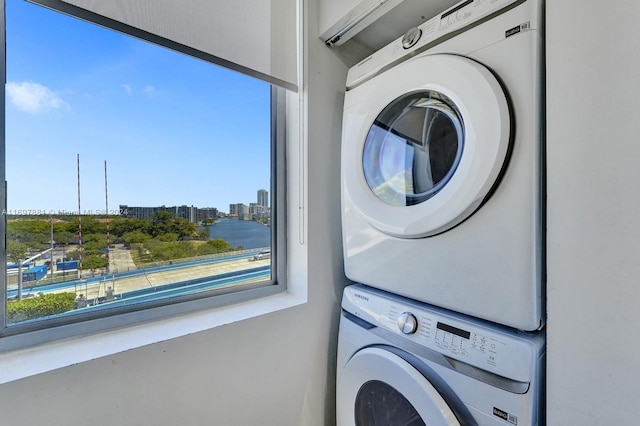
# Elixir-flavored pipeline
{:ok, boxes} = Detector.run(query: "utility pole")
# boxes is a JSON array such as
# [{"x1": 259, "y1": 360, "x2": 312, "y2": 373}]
[
  {"x1": 50, "y1": 215, "x2": 54, "y2": 282},
  {"x1": 105, "y1": 160, "x2": 110, "y2": 274},
  {"x1": 77, "y1": 154, "x2": 83, "y2": 281},
  {"x1": 17, "y1": 259, "x2": 23, "y2": 301}
]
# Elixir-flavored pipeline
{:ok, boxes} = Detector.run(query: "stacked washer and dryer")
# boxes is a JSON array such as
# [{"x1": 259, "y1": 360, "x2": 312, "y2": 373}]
[{"x1": 337, "y1": 0, "x2": 545, "y2": 424}]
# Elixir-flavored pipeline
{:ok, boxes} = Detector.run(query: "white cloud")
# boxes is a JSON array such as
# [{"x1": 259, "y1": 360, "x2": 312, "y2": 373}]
[
  {"x1": 6, "y1": 81, "x2": 69, "y2": 114},
  {"x1": 143, "y1": 85, "x2": 155, "y2": 97},
  {"x1": 122, "y1": 84, "x2": 133, "y2": 95}
]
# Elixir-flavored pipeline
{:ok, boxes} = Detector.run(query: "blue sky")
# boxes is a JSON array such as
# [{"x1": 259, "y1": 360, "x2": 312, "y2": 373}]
[{"x1": 5, "y1": 0, "x2": 271, "y2": 214}]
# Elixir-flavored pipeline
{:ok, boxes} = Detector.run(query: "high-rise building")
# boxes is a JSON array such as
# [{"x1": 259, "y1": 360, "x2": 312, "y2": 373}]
[
  {"x1": 120, "y1": 205, "x2": 170, "y2": 220},
  {"x1": 120, "y1": 204, "x2": 200, "y2": 223},
  {"x1": 197, "y1": 207, "x2": 218, "y2": 222},
  {"x1": 237, "y1": 203, "x2": 249, "y2": 220},
  {"x1": 249, "y1": 203, "x2": 261, "y2": 217},
  {"x1": 257, "y1": 189, "x2": 269, "y2": 208},
  {"x1": 173, "y1": 205, "x2": 197, "y2": 223},
  {"x1": 229, "y1": 203, "x2": 249, "y2": 219}
]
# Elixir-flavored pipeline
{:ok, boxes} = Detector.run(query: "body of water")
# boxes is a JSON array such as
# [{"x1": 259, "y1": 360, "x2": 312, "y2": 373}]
[{"x1": 205, "y1": 219, "x2": 270, "y2": 250}]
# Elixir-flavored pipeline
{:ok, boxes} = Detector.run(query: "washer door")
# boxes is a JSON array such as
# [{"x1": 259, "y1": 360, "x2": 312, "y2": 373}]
[
  {"x1": 338, "y1": 347, "x2": 462, "y2": 426},
  {"x1": 342, "y1": 54, "x2": 510, "y2": 237}
]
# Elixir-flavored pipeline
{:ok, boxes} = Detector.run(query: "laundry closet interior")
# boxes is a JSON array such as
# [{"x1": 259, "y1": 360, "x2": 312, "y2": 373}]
[{"x1": 0, "y1": 1, "x2": 639, "y2": 425}]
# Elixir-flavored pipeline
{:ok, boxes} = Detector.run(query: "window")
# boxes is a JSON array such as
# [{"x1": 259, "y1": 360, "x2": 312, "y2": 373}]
[{"x1": 1, "y1": 0, "x2": 289, "y2": 346}]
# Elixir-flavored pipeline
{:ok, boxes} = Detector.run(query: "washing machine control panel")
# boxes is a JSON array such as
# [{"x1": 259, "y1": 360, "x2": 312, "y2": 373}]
[{"x1": 343, "y1": 286, "x2": 540, "y2": 383}]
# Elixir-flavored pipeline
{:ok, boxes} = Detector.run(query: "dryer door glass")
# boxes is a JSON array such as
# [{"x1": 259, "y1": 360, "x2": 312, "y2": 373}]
[
  {"x1": 355, "y1": 380, "x2": 426, "y2": 426},
  {"x1": 363, "y1": 91, "x2": 464, "y2": 206}
]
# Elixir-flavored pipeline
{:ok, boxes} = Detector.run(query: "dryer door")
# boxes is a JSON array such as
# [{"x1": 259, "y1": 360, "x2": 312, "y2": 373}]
[
  {"x1": 337, "y1": 347, "x2": 465, "y2": 426},
  {"x1": 342, "y1": 54, "x2": 510, "y2": 237}
]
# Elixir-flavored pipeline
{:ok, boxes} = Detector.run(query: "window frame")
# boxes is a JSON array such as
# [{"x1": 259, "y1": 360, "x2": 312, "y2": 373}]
[{"x1": 0, "y1": 0, "x2": 290, "y2": 351}]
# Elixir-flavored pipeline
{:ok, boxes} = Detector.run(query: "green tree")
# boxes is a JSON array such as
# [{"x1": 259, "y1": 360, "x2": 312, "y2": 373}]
[
  {"x1": 196, "y1": 238, "x2": 233, "y2": 255},
  {"x1": 6, "y1": 240, "x2": 29, "y2": 264},
  {"x1": 149, "y1": 241, "x2": 196, "y2": 261},
  {"x1": 151, "y1": 211, "x2": 173, "y2": 237},
  {"x1": 111, "y1": 218, "x2": 151, "y2": 237},
  {"x1": 7, "y1": 292, "x2": 76, "y2": 323},
  {"x1": 7, "y1": 240, "x2": 31, "y2": 301},
  {"x1": 64, "y1": 216, "x2": 105, "y2": 234},
  {"x1": 81, "y1": 255, "x2": 108, "y2": 272},
  {"x1": 122, "y1": 230, "x2": 152, "y2": 245},
  {"x1": 170, "y1": 218, "x2": 197, "y2": 239},
  {"x1": 65, "y1": 249, "x2": 81, "y2": 260},
  {"x1": 157, "y1": 232, "x2": 179, "y2": 242},
  {"x1": 197, "y1": 227, "x2": 210, "y2": 240},
  {"x1": 53, "y1": 231, "x2": 75, "y2": 245}
]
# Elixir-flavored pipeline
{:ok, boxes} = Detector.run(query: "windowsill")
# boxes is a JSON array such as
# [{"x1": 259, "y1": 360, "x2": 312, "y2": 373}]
[{"x1": 0, "y1": 286, "x2": 307, "y2": 384}]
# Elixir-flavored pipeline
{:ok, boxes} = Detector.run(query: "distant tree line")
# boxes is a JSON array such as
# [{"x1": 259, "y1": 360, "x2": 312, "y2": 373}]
[{"x1": 6, "y1": 211, "x2": 226, "y2": 269}]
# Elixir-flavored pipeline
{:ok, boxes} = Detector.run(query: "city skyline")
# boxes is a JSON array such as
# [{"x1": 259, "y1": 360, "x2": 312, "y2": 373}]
[
  {"x1": 119, "y1": 187, "x2": 269, "y2": 220},
  {"x1": 5, "y1": 0, "x2": 271, "y2": 213}
]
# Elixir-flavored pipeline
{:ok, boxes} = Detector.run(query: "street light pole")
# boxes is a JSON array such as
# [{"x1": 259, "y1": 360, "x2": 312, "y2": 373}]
[
  {"x1": 50, "y1": 215, "x2": 54, "y2": 282},
  {"x1": 17, "y1": 259, "x2": 23, "y2": 301}
]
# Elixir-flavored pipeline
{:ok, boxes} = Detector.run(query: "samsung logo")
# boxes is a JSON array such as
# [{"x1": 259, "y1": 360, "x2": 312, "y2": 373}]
[
  {"x1": 505, "y1": 25, "x2": 521, "y2": 38},
  {"x1": 494, "y1": 407, "x2": 508, "y2": 422},
  {"x1": 353, "y1": 293, "x2": 369, "y2": 302},
  {"x1": 493, "y1": 407, "x2": 517, "y2": 425},
  {"x1": 506, "y1": 21, "x2": 531, "y2": 39}
]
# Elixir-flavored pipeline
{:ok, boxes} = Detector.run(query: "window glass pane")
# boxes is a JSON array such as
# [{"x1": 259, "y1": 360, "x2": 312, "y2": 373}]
[{"x1": 4, "y1": 0, "x2": 275, "y2": 328}]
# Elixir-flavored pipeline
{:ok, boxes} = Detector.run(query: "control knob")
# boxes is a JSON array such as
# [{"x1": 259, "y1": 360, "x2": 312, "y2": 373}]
[
  {"x1": 397, "y1": 312, "x2": 418, "y2": 334},
  {"x1": 402, "y1": 27, "x2": 422, "y2": 49}
]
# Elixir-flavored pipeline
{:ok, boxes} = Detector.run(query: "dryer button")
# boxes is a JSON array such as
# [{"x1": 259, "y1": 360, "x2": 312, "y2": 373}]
[
  {"x1": 397, "y1": 312, "x2": 418, "y2": 334},
  {"x1": 401, "y1": 27, "x2": 422, "y2": 49}
]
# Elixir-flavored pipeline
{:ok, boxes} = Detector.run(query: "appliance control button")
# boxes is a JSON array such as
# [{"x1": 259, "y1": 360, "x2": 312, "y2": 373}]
[
  {"x1": 401, "y1": 27, "x2": 422, "y2": 49},
  {"x1": 397, "y1": 312, "x2": 418, "y2": 334}
]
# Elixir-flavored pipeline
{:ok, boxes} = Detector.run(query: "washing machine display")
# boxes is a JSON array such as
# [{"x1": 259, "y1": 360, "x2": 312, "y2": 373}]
[
  {"x1": 341, "y1": 0, "x2": 544, "y2": 330},
  {"x1": 337, "y1": 285, "x2": 545, "y2": 426}
]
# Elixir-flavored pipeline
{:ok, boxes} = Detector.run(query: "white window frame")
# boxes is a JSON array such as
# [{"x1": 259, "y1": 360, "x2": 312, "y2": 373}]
[{"x1": 0, "y1": 0, "x2": 308, "y2": 382}]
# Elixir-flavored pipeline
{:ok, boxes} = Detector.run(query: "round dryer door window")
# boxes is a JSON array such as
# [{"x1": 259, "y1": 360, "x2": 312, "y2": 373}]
[
  {"x1": 363, "y1": 91, "x2": 464, "y2": 207},
  {"x1": 337, "y1": 347, "x2": 464, "y2": 426},
  {"x1": 342, "y1": 54, "x2": 511, "y2": 238}
]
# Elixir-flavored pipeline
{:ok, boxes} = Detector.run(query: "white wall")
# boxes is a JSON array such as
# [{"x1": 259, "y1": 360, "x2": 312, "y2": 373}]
[
  {"x1": 0, "y1": 0, "x2": 350, "y2": 424},
  {"x1": 10, "y1": 0, "x2": 640, "y2": 424},
  {"x1": 546, "y1": 1, "x2": 640, "y2": 424}
]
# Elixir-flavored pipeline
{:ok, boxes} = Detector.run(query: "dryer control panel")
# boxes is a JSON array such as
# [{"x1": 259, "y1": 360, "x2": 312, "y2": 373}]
[
  {"x1": 346, "y1": 0, "x2": 540, "y2": 89},
  {"x1": 342, "y1": 284, "x2": 543, "y2": 383}
]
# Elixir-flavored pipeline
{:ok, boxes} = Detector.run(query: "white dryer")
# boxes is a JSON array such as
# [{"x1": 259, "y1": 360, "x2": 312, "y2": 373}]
[
  {"x1": 341, "y1": 0, "x2": 544, "y2": 330},
  {"x1": 337, "y1": 284, "x2": 545, "y2": 425}
]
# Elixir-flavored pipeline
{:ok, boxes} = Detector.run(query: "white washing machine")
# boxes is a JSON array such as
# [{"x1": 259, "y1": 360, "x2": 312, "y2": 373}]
[
  {"x1": 337, "y1": 284, "x2": 545, "y2": 425},
  {"x1": 341, "y1": 0, "x2": 544, "y2": 331}
]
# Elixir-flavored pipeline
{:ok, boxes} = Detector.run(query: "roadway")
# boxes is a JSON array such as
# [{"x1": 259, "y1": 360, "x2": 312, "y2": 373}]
[
  {"x1": 9, "y1": 246, "x2": 271, "y2": 304},
  {"x1": 70, "y1": 255, "x2": 271, "y2": 303}
]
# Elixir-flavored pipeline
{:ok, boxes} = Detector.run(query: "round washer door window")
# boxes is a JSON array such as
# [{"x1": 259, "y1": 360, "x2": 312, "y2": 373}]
[
  {"x1": 342, "y1": 54, "x2": 510, "y2": 238},
  {"x1": 355, "y1": 380, "x2": 426, "y2": 426},
  {"x1": 337, "y1": 347, "x2": 462, "y2": 426}
]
